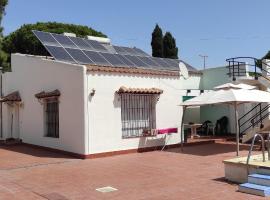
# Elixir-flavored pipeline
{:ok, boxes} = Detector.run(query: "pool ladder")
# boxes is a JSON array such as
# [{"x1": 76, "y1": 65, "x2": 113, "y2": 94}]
[{"x1": 246, "y1": 133, "x2": 270, "y2": 174}]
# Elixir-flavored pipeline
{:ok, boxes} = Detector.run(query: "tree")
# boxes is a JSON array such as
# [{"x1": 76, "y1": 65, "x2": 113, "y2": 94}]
[
  {"x1": 0, "y1": 0, "x2": 8, "y2": 71},
  {"x1": 2, "y1": 22, "x2": 107, "y2": 71},
  {"x1": 151, "y1": 24, "x2": 163, "y2": 57},
  {"x1": 163, "y1": 32, "x2": 178, "y2": 59}
]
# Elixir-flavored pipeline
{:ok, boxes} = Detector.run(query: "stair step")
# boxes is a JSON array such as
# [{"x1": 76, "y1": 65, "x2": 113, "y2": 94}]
[
  {"x1": 249, "y1": 174, "x2": 270, "y2": 186},
  {"x1": 239, "y1": 183, "x2": 270, "y2": 197}
]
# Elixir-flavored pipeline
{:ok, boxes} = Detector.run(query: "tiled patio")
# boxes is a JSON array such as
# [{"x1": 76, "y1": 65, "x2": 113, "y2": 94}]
[{"x1": 0, "y1": 142, "x2": 265, "y2": 200}]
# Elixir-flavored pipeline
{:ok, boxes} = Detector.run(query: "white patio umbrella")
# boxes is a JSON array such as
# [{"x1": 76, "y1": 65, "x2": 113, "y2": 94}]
[
  {"x1": 214, "y1": 83, "x2": 256, "y2": 90},
  {"x1": 180, "y1": 83, "x2": 270, "y2": 156}
]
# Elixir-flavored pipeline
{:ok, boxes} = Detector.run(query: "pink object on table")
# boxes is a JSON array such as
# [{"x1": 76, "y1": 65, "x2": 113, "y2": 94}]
[{"x1": 158, "y1": 128, "x2": 178, "y2": 134}]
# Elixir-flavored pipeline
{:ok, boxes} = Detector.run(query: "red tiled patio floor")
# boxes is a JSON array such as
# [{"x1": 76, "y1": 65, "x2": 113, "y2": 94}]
[{"x1": 0, "y1": 142, "x2": 265, "y2": 200}]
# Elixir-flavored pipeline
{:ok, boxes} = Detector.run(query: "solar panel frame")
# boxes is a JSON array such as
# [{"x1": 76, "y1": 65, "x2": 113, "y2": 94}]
[
  {"x1": 68, "y1": 36, "x2": 94, "y2": 51},
  {"x1": 33, "y1": 30, "x2": 60, "y2": 47},
  {"x1": 65, "y1": 48, "x2": 94, "y2": 64},
  {"x1": 51, "y1": 33, "x2": 79, "y2": 49},
  {"x1": 44, "y1": 45, "x2": 76, "y2": 63},
  {"x1": 83, "y1": 50, "x2": 112, "y2": 66}
]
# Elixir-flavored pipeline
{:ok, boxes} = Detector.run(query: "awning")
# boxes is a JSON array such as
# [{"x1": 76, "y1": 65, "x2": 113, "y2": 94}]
[
  {"x1": 35, "y1": 89, "x2": 60, "y2": 99},
  {"x1": 0, "y1": 91, "x2": 21, "y2": 102},
  {"x1": 116, "y1": 86, "x2": 163, "y2": 94}
]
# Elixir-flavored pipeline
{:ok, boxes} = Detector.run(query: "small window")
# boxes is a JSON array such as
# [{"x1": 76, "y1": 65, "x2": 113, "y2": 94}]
[
  {"x1": 121, "y1": 94, "x2": 156, "y2": 138},
  {"x1": 45, "y1": 98, "x2": 59, "y2": 138}
]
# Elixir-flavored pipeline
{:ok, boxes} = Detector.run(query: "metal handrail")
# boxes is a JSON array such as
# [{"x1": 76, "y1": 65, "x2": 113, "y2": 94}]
[
  {"x1": 239, "y1": 103, "x2": 262, "y2": 121},
  {"x1": 267, "y1": 133, "x2": 270, "y2": 161},
  {"x1": 246, "y1": 133, "x2": 266, "y2": 175},
  {"x1": 238, "y1": 104, "x2": 270, "y2": 137},
  {"x1": 239, "y1": 106, "x2": 270, "y2": 135},
  {"x1": 226, "y1": 57, "x2": 270, "y2": 81}
]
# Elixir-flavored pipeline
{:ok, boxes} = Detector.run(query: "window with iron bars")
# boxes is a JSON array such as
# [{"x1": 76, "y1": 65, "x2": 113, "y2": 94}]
[
  {"x1": 45, "y1": 98, "x2": 59, "y2": 138},
  {"x1": 120, "y1": 93, "x2": 156, "y2": 138}
]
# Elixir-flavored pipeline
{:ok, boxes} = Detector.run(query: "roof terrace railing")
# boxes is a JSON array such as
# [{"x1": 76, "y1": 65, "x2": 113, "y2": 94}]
[{"x1": 226, "y1": 57, "x2": 270, "y2": 82}]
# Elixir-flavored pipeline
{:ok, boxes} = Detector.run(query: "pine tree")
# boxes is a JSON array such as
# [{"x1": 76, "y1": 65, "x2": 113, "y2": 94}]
[
  {"x1": 163, "y1": 32, "x2": 178, "y2": 59},
  {"x1": 151, "y1": 24, "x2": 163, "y2": 57}
]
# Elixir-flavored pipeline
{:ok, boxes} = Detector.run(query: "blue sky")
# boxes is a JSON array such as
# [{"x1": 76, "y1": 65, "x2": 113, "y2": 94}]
[{"x1": 2, "y1": 0, "x2": 270, "y2": 69}]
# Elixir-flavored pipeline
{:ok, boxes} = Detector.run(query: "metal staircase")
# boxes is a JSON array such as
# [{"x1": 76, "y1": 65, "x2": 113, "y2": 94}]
[
  {"x1": 239, "y1": 103, "x2": 270, "y2": 143},
  {"x1": 226, "y1": 57, "x2": 270, "y2": 143}
]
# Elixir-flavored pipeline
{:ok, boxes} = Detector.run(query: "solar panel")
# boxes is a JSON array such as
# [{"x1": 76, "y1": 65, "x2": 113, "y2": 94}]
[
  {"x1": 121, "y1": 47, "x2": 138, "y2": 55},
  {"x1": 117, "y1": 54, "x2": 136, "y2": 67},
  {"x1": 65, "y1": 48, "x2": 94, "y2": 64},
  {"x1": 163, "y1": 58, "x2": 179, "y2": 70},
  {"x1": 133, "y1": 47, "x2": 149, "y2": 56},
  {"x1": 51, "y1": 33, "x2": 78, "y2": 49},
  {"x1": 138, "y1": 56, "x2": 160, "y2": 67},
  {"x1": 99, "y1": 53, "x2": 126, "y2": 67},
  {"x1": 33, "y1": 30, "x2": 183, "y2": 72},
  {"x1": 84, "y1": 39, "x2": 108, "y2": 52},
  {"x1": 151, "y1": 57, "x2": 172, "y2": 69},
  {"x1": 33, "y1": 30, "x2": 60, "y2": 46},
  {"x1": 124, "y1": 55, "x2": 149, "y2": 68},
  {"x1": 68, "y1": 37, "x2": 93, "y2": 51},
  {"x1": 113, "y1": 46, "x2": 128, "y2": 54},
  {"x1": 83, "y1": 50, "x2": 112, "y2": 66},
  {"x1": 45, "y1": 45, "x2": 75, "y2": 63}
]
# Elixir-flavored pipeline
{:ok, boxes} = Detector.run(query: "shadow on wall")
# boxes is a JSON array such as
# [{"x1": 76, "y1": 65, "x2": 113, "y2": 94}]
[
  {"x1": 89, "y1": 71, "x2": 179, "y2": 81},
  {"x1": 137, "y1": 136, "x2": 166, "y2": 152},
  {"x1": 113, "y1": 93, "x2": 121, "y2": 108}
]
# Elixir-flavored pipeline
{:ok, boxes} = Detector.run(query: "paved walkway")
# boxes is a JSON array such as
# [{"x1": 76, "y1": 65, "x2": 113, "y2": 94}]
[{"x1": 0, "y1": 142, "x2": 265, "y2": 200}]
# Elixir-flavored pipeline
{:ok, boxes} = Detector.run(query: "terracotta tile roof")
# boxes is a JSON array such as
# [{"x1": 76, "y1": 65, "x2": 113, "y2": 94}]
[
  {"x1": 35, "y1": 90, "x2": 60, "y2": 99},
  {"x1": 117, "y1": 86, "x2": 163, "y2": 94},
  {"x1": 0, "y1": 91, "x2": 21, "y2": 102},
  {"x1": 86, "y1": 65, "x2": 179, "y2": 77}
]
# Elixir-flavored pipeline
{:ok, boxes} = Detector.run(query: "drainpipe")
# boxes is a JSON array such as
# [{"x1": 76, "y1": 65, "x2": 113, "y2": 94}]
[{"x1": 180, "y1": 106, "x2": 187, "y2": 151}]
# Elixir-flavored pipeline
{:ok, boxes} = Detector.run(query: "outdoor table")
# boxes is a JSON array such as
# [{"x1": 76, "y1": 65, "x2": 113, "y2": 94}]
[{"x1": 183, "y1": 123, "x2": 202, "y2": 139}]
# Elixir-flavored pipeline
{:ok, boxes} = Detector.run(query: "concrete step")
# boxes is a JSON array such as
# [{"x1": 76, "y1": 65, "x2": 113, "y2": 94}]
[
  {"x1": 239, "y1": 183, "x2": 270, "y2": 197},
  {"x1": 248, "y1": 174, "x2": 270, "y2": 187}
]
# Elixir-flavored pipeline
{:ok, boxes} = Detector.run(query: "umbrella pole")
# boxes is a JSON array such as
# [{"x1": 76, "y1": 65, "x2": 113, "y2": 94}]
[
  {"x1": 180, "y1": 106, "x2": 186, "y2": 152},
  {"x1": 234, "y1": 102, "x2": 239, "y2": 156}
]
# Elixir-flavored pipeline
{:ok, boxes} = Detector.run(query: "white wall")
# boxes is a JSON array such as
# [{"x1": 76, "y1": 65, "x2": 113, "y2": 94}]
[
  {"x1": 86, "y1": 71, "x2": 195, "y2": 154},
  {"x1": 200, "y1": 66, "x2": 232, "y2": 90},
  {"x1": 2, "y1": 54, "x2": 87, "y2": 155}
]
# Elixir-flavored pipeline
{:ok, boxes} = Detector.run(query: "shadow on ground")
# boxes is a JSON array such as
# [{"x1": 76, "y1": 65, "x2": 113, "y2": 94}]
[
  {"x1": 212, "y1": 177, "x2": 238, "y2": 185},
  {"x1": 165, "y1": 142, "x2": 252, "y2": 156},
  {"x1": 0, "y1": 144, "x2": 75, "y2": 159}
]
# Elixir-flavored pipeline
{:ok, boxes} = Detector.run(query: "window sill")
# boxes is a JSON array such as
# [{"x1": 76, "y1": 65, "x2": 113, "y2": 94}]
[{"x1": 122, "y1": 135, "x2": 157, "y2": 139}]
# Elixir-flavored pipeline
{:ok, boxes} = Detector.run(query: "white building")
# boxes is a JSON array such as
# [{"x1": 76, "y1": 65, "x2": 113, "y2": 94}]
[
  {"x1": 4, "y1": 31, "x2": 254, "y2": 158},
  {"x1": 1, "y1": 31, "x2": 205, "y2": 158}
]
